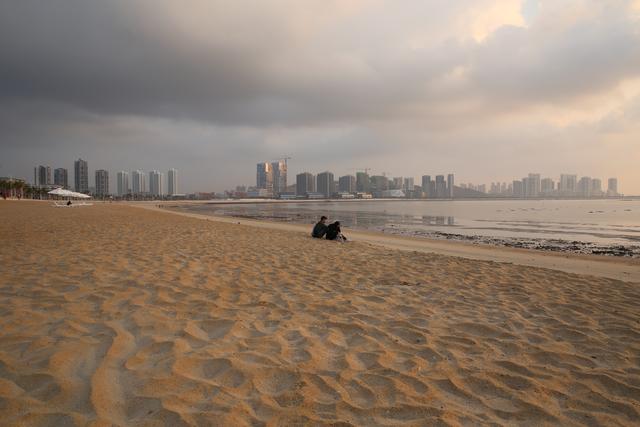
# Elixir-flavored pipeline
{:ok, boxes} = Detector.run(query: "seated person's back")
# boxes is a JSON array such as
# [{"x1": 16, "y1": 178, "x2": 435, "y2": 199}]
[
  {"x1": 325, "y1": 222, "x2": 340, "y2": 240},
  {"x1": 312, "y1": 216, "x2": 328, "y2": 238}
]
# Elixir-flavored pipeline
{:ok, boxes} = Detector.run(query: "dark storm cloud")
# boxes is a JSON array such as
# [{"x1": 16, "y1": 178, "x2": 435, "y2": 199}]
[{"x1": 2, "y1": 0, "x2": 638, "y2": 127}]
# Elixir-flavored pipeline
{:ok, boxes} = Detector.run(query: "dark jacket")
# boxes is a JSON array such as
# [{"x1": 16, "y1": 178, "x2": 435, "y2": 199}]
[
  {"x1": 325, "y1": 223, "x2": 341, "y2": 240},
  {"x1": 312, "y1": 222, "x2": 328, "y2": 238}
]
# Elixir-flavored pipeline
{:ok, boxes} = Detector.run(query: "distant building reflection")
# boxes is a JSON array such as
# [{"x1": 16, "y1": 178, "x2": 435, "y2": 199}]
[{"x1": 422, "y1": 215, "x2": 455, "y2": 226}]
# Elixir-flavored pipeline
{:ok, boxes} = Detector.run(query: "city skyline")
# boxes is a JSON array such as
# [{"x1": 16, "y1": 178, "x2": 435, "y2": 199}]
[{"x1": 1, "y1": 1, "x2": 639, "y2": 194}]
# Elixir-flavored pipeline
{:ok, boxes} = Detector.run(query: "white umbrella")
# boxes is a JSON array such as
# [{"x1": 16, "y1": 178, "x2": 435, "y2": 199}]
[{"x1": 48, "y1": 188, "x2": 91, "y2": 199}]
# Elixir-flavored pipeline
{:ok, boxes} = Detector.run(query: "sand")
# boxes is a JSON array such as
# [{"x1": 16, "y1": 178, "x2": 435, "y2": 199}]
[{"x1": 1, "y1": 200, "x2": 639, "y2": 426}]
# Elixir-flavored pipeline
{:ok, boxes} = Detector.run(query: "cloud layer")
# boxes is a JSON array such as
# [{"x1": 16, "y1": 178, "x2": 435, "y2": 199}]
[{"x1": 1, "y1": 0, "x2": 639, "y2": 192}]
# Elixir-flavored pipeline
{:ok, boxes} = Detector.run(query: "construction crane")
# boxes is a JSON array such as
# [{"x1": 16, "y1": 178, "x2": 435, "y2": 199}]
[
  {"x1": 350, "y1": 168, "x2": 371, "y2": 175},
  {"x1": 273, "y1": 156, "x2": 292, "y2": 167}
]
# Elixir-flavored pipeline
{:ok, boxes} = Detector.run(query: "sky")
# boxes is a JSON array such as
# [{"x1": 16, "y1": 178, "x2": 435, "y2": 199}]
[{"x1": 1, "y1": 0, "x2": 640, "y2": 193}]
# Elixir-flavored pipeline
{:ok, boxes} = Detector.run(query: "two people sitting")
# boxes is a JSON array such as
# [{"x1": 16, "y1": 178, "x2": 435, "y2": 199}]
[{"x1": 312, "y1": 216, "x2": 347, "y2": 242}]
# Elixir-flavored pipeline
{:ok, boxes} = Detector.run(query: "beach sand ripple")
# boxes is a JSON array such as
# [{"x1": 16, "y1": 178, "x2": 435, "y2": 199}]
[{"x1": 1, "y1": 202, "x2": 639, "y2": 426}]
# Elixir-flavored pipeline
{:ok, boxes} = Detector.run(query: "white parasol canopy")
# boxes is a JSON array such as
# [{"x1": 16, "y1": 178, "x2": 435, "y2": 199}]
[{"x1": 48, "y1": 188, "x2": 91, "y2": 199}]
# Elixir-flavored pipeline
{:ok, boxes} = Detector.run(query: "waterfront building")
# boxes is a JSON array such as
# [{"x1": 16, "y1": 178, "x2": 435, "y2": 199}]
[
  {"x1": 35, "y1": 165, "x2": 52, "y2": 186},
  {"x1": 316, "y1": 171, "x2": 335, "y2": 198},
  {"x1": 296, "y1": 172, "x2": 315, "y2": 196},
  {"x1": 356, "y1": 172, "x2": 370, "y2": 193},
  {"x1": 541, "y1": 178, "x2": 554, "y2": 195},
  {"x1": 447, "y1": 174, "x2": 454, "y2": 198},
  {"x1": 149, "y1": 170, "x2": 164, "y2": 196},
  {"x1": 167, "y1": 168, "x2": 178, "y2": 195},
  {"x1": 74, "y1": 158, "x2": 89, "y2": 193},
  {"x1": 435, "y1": 175, "x2": 446, "y2": 198},
  {"x1": 256, "y1": 162, "x2": 273, "y2": 195},
  {"x1": 370, "y1": 175, "x2": 389, "y2": 195},
  {"x1": 117, "y1": 171, "x2": 130, "y2": 196},
  {"x1": 559, "y1": 174, "x2": 577, "y2": 196},
  {"x1": 608, "y1": 178, "x2": 618, "y2": 196},
  {"x1": 524, "y1": 173, "x2": 541, "y2": 198},
  {"x1": 403, "y1": 177, "x2": 414, "y2": 192},
  {"x1": 95, "y1": 169, "x2": 109, "y2": 197},
  {"x1": 591, "y1": 178, "x2": 603, "y2": 196},
  {"x1": 392, "y1": 177, "x2": 403, "y2": 190},
  {"x1": 513, "y1": 180, "x2": 524, "y2": 198},
  {"x1": 131, "y1": 170, "x2": 146, "y2": 194},
  {"x1": 421, "y1": 176, "x2": 432, "y2": 198},
  {"x1": 271, "y1": 160, "x2": 287, "y2": 196},
  {"x1": 338, "y1": 175, "x2": 356, "y2": 193},
  {"x1": 578, "y1": 177, "x2": 592, "y2": 198},
  {"x1": 54, "y1": 168, "x2": 68, "y2": 188}
]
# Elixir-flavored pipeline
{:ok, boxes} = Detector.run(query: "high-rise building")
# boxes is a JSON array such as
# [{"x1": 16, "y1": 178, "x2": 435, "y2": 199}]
[
  {"x1": 403, "y1": 177, "x2": 414, "y2": 192},
  {"x1": 608, "y1": 178, "x2": 618, "y2": 196},
  {"x1": 577, "y1": 177, "x2": 592, "y2": 198},
  {"x1": 117, "y1": 171, "x2": 130, "y2": 196},
  {"x1": 54, "y1": 168, "x2": 68, "y2": 188},
  {"x1": 95, "y1": 170, "x2": 109, "y2": 197},
  {"x1": 256, "y1": 162, "x2": 273, "y2": 195},
  {"x1": 370, "y1": 175, "x2": 389, "y2": 194},
  {"x1": 435, "y1": 175, "x2": 446, "y2": 198},
  {"x1": 591, "y1": 178, "x2": 602, "y2": 195},
  {"x1": 559, "y1": 174, "x2": 577, "y2": 196},
  {"x1": 392, "y1": 177, "x2": 403, "y2": 190},
  {"x1": 421, "y1": 176, "x2": 432, "y2": 198},
  {"x1": 167, "y1": 168, "x2": 178, "y2": 195},
  {"x1": 74, "y1": 158, "x2": 89, "y2": 193},
  {"x1": 35, "y1": 165, "x2": 52, "y2": 186},
  {"x1": 316, "y1": 171, "x2": 335, "y2": 198},
  {"x1": 356, "y1": 172, "x2": 370, "y2": 193},
  {"x1": 271, "y1": 161, "x2": 287, "y2": 195},
  {"x1": 541, "y1": 178, "x2": 554, "y2": 195},
  {"x1": 131, "y1": 170, "x2": 146, "y2": 194},
  {"x1": 524, "y1": 173, "x2": 541, "y2": 198},
  {"x1": 513, "y1": 180, "x2": 524, "y2": 198},
  {"x1": 447, "y1": 174, "x2": 454, "y2": 198},
  {"x1": 338, "y1": 175, "x2": 356, "y2": 193},
  {"x1": 149, "y1": 170, "x2": 164, "y2": 196},
  {"x1": 296, "y1": 172, "x2": 315, "y2": 196}
]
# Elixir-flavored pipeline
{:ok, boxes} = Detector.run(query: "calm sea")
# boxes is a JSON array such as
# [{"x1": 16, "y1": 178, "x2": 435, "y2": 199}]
[{"x1": 172, "y1": 199, "x2": 640, "y2": 255}]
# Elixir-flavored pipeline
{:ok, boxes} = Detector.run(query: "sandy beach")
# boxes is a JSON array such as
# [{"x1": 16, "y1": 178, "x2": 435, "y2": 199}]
[{"x1": 1, "y1": 200, "x2": 639, "y2": 426}]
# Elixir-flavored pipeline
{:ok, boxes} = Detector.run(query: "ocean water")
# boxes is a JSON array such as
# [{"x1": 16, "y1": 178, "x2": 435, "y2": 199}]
[{"x1": 172, "y1": 199, "x2": 640, "y2": 256}]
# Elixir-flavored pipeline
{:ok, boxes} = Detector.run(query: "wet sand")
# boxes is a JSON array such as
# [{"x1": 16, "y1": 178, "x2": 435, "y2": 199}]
[{"x1": 1, "y1": 200, "x2": 639, "y2": 426}]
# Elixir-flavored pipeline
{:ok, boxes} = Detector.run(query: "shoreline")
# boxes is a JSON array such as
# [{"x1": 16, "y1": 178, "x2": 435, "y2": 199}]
[{"x1": 129, "y1": 201, "x2": 640, "y2": 283}]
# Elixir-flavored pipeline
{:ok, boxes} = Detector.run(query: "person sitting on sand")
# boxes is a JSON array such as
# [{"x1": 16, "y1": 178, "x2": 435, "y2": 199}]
[
  {"x1": 67, "y1": 200, "x2": 72, "y2": 206},
  {"x1": 325, "y1": 221, "x2": 347, "y2": 242},
  {"x1": 312, "y1": 216, "x2": 328, "y2": 238}
]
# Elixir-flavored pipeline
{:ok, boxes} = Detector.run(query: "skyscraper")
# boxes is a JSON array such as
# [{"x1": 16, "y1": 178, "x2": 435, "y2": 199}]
[
  {"x1": 403, "y1": 177, "x2": 414, "y2": 192},
  {"x1": 271, "y1": 161, "x2": 287, "y2": 196},
  {"x1": 591, "y1": 178, "x2": 602, "y2": 195},
  {"x1": 559, "y1": 174, "x2": 577, "y2": 196},
  {"x1": 608, "y1": 178, "x2": 618, "y2": 196},
  {"x1": 117, "y1": 171, "x2": 130, "y2": 196},
  {"x1": 95, "y1": 170, "x2": 109, "y2": 197},
  {"x1": 578, "y1": 177, "x2": 592, "y2": 198},
  {"x1": 54, "y1": 168, "x2": 68, "y2": 188},
  {"x1": 541, "y1": 178, "x2": 554, "y2": 195},
  {"x1": 513, "y1": 180, "x2": 524, "y2": 198},
  {"x1": 338, "y1": 175, "x2": 356, "y2": 193},
  {"x1": 356, "y1": 172, "x2": 370, "y2": 193},
  {"x1": 296, "y1": 172, "x2": 315, "y2": 196},
  {"x1": 149, "y1": 170, "x2": 164, "y2": 196},
  {"x1": 167, "y1": 168, "x2": 178, "y2": 195},
  {"x1": 525, "y1": 173, "x2": 541, "y2": 198},
  {"x1": 421, "y1": 176, "x2": 432, "y2": 198},
  {"x1": 447, "y1": 174, "x2": 454, "y2": 198},
  {"x1": 435, "y1": 175, "x2": 446, "y2": 198},
  {"x1": 74, "y1": 158, "x2": 89, "y2": 193},
  {"x1": 131, "y1": 170, "x2": 146, "y2": 194},
  {"x1": 36, "y1": 165, "x2": 51, "y2": 186},
  {"x1": 256, "y1": 162, "x2": 273, "y2": 195},
  {"x1": 316, "y1": 171, "x2": 335, "y2": 198},
  {"x1": 392, "y1": 177, "x2": 403, "y2": 190}
]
